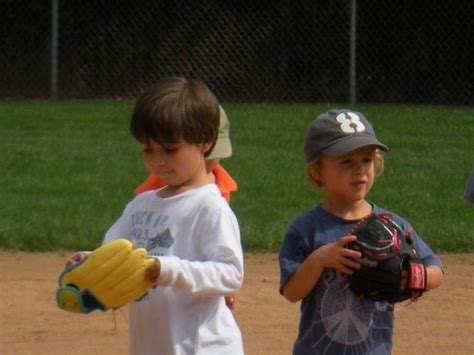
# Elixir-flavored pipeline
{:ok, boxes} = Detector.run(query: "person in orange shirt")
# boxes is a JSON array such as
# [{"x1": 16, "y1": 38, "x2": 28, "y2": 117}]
[{"x1": 134, "y1": 104, "x2": 238, "y2": 309}]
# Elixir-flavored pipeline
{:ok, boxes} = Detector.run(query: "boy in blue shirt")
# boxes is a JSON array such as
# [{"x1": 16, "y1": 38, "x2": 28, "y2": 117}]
[{"x1": 279, "y1": 109, "x2": 444, "y2": 354}]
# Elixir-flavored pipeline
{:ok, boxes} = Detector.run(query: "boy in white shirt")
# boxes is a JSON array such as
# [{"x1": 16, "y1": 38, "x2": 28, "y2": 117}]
[{"x1": 68, "y1": 77, "x2": 244, "y2": 355}]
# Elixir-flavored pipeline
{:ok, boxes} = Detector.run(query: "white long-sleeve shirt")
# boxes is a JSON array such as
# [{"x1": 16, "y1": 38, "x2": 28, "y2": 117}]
[{"x1": 104, "y1": 184, "x2": 244, "y2": 355}]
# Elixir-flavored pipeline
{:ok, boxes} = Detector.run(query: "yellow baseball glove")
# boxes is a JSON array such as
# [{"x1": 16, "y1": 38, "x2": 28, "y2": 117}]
[{"x1": 56, "y1": 239, "x2": 158, "y2": 314}]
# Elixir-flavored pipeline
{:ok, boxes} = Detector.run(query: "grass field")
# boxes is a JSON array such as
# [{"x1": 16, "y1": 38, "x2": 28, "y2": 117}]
[{"x1": 0, "y1": 100, "x2": 473, "y2": 252}]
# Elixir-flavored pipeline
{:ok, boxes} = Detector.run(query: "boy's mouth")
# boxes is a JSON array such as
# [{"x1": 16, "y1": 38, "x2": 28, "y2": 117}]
[{"x1": 352, "y1": 180, "x2": 366, "y2": 188}]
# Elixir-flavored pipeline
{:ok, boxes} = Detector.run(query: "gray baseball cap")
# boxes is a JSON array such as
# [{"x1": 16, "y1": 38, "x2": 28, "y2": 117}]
[{"x1": 304, "y1": 109, "x2": 388, "y2": 161}]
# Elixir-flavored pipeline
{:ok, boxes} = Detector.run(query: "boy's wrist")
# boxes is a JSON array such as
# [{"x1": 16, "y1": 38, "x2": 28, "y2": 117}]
[{"x1": 308, "y1": 249, "x2": 326, "y2": 271}]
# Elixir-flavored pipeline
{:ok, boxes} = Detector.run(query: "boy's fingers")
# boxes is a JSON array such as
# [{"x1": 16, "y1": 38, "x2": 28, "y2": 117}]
[
  {"x1": 344, "y1": 258, "x2": 361, "y2": 270},
  {"x1": 144, "y1": 261, "x2": 160, "y2": 283},
  {"x1": 339, "y1": 254, "x2": 361, "y2": 269},
  {"x1": 225, "y1": 295, "x2": 236, "y2": 310},
  {"x1": 342, "y1": 247, "x2": 361, "y2": 259},
  {"x1": 338, "y1": 235, "x2": 357, "y2": 246},
  {"x1": 337, "y1": 263, "x2": 356, "y2": 275},
  {"x1": 65, "y1": 259, "x2": 74, "y2": 267},
  {"x1": 65, "y1": 253, "x2": 85, "y2": 268}
]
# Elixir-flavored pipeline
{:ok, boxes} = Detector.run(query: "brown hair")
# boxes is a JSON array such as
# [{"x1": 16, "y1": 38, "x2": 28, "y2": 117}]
[
  {"x1": 130, "y1": 77, "x2": 219, "y2": 155},
  {"x1": 306, "y1": 149, "x2": 385, "y2": 187}
]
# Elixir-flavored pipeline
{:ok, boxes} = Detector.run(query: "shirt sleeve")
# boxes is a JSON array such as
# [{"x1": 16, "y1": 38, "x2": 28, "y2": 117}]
[
  {"x1": 411, "y1": 229, "x2": 444, "y2": 271},
  {"x1": 391, "y1": 212, "x2": 445, "y2": 272},
  {"x1": 156, "y1": 207, "x2": 243, "y2": 296},
  {"x1": 278, "y1": 213, "x2": 315, "y2": 294}
]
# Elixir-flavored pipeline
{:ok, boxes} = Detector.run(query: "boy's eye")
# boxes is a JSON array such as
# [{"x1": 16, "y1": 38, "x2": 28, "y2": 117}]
[{"x1": 162, "y1": 146, "x2": 178, "y2": 154}]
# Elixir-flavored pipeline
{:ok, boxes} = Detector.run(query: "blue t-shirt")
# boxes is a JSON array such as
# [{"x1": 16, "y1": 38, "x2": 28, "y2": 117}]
[{"x1": 279, "y1": 203, "x2": 443, "y2": 355}]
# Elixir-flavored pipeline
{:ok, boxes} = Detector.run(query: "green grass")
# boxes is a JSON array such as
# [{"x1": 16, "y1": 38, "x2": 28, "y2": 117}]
[{"x1": 1, "y1": 100, "x2": 473, "y2": 252}]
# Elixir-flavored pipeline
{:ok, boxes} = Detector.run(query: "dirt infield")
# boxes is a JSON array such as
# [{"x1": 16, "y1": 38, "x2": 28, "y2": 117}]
[{"x1": 0, "y1": 251, "x2": 472, "y2": 355}]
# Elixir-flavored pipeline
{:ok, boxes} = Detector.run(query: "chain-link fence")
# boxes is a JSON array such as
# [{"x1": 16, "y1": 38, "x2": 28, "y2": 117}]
[{"x1": 2, "y1": 0, "x2": 473, "y2": 105}]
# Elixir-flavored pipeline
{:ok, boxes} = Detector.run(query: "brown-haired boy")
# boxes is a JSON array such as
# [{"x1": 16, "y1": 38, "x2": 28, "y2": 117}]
[{"x1": 69, "y1": 77, "x2": 244, "y2": 354}]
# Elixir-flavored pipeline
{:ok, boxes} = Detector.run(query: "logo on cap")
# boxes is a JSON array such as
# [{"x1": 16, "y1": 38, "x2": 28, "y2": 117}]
[{"x1": 336, "y1": 112, "x2": 366, "y2": 134}]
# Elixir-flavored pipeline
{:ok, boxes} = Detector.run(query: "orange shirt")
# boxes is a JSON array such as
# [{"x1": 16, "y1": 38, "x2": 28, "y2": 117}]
[{"x1": 134, "y1": 164, "x2": 237, "y2": 203}]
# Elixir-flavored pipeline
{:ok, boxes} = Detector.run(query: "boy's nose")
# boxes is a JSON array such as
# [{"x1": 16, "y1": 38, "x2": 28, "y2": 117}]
[
  {"x1": 146, "y1": 153, "x2": 166, "y2": 169},
  {"x1": 353, "y1": 161, "x2": 366, "y2": 172}
]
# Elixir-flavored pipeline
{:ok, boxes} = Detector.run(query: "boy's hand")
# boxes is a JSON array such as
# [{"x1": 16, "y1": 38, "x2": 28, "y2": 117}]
[
  {"x1": 225, "y1": 295, "x2": 236, "y2": 310},
  {"x1": 315, "y1": 235, "x2": 362, "y2": 275},
  {"x1": 144, "y1": 259, "x2": 161, "y2": 283},
  {"x1": 282, "y1": 235, "x2": 362, "y2": 302},
  {"x1": 57, "y1": 239, "x2": 159, "y2": 314},
  {"x1": 65, "y1": 252, "x2": 87, "y2": 268}
]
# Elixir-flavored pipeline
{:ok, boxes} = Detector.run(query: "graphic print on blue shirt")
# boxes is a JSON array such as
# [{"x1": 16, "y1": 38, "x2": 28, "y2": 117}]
[{"x1": 296, "y1": 268, "x2": 393, "y2": 355}]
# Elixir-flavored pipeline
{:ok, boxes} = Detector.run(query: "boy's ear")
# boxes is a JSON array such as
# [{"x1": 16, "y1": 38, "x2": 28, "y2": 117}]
[
  {"x1": 306, "y1": 163, "x2": 323, "y2": 187},
  {"x1": 201, "y1": 141, "x2": 214, "y2": 155}
]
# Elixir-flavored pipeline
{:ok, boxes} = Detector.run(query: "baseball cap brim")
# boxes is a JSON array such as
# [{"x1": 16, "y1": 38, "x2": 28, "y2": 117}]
[
  {"x1": 207, "y1": 136, "x2": 232, "y2": 159},
  {"x1": 207, "y1": 105, "x2": 232, "y2": 160},
  {"x1": 323, "y1": 134, "x2": 388, "y2": 156}
]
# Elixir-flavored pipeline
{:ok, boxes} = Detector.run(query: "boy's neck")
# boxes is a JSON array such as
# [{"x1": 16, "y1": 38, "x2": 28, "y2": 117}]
[
  {"x1": 207, "y1": 170, "x2": 216, "y2": 183},
  {"x1": 320, "y1": 199, "x2": 372, "y2": 220}
]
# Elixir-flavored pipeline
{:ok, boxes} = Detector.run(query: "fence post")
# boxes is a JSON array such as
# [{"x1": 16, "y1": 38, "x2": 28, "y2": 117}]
[
  {"x1": 50, "y1": 0, "x2": 59, "y2": 98},
  {"x1": 349, "y1": 0, "x2": 357, "y2": 104}
]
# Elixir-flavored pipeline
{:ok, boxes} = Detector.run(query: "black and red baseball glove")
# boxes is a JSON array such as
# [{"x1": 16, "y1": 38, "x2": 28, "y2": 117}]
[{"x1": 346, "y1": 213, "x2": 427, "y2": 304}]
